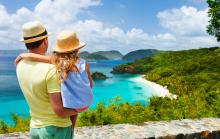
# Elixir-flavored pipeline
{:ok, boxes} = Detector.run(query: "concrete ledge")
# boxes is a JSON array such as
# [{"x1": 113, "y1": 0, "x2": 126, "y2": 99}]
[{"x1": 1, "y1": 118, "x2": 220, "y2": 139}]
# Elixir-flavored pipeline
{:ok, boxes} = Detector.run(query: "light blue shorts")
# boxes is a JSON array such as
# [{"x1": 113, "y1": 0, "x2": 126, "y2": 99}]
[{"x1": 30, "y1": 125, "x2": 73, "y2": 139}]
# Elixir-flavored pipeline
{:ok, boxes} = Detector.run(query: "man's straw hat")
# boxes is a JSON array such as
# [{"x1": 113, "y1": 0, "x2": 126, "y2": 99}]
[
  {"x1": 53, "y1": 31, "x2": 86, "y2": 53},
  {"x1": 20, "y1": 21, "x2": 50, "y2": 43}
]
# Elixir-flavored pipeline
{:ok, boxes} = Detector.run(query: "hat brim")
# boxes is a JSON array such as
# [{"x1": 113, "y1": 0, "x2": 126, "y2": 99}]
[
  {"x1": 53, "y1": 41, "x2": 86, "y2": 53},
  {"x1": 20, "y1": 32, "x2": 51, "y2": 43}
]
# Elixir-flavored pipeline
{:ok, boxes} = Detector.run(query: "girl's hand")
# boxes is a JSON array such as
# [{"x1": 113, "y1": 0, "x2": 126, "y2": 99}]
[{"x1": 14, "y1": 53, "x2": 29, "y2": 65}]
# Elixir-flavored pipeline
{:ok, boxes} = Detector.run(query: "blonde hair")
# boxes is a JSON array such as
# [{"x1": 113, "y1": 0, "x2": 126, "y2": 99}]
[{"x1": 51, "y1": 50, "x2": 79, "y2": 82}]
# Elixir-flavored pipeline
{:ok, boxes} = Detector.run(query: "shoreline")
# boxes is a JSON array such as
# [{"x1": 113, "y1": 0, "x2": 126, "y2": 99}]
[{"x1": 132, "y1": 75, "x2": 177, "y2": 99}]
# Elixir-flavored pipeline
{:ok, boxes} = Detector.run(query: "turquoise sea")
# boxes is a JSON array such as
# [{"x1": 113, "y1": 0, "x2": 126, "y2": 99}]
[{"x1": 0, "y1": 54, "x2": 154, "y2": 124}]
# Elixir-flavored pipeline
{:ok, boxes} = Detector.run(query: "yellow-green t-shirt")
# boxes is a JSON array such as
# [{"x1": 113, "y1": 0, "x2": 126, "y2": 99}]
[{"x1": 16, "y1": 59, "x2": 71, "y2": 128}]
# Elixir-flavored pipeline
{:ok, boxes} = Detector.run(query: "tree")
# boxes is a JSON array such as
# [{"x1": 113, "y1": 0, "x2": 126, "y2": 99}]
[{"x1": 207, "y1": 0, "x2": 220, "y2": 41}]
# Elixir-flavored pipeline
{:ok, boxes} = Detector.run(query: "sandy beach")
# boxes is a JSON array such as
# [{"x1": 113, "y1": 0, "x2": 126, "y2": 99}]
[{"x1": 132, "y1": 75, "x2": 177, "y2": 99}]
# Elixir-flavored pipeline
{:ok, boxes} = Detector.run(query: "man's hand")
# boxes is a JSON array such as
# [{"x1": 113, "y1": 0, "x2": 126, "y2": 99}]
[{"x1": 49, "y1": 92, "x2": 78, "y2": 117}]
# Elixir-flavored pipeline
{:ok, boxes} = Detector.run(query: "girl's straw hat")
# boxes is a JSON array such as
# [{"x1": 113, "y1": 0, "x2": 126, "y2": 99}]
[
  {"x1": 20, "y1": 21, "x2": 51, "y2": 43},
  {"x1": 53, "y1": 31, "x2": 86, "y2": 53}
]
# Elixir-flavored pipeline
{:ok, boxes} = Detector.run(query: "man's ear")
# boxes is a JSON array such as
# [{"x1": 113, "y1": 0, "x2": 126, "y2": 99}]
[{"x1": 43, "y1": 38, "x2": 48, "y2": 45}]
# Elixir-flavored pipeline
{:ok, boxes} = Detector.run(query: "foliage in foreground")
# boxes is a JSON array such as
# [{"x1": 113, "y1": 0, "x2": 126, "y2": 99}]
[
  {"x1": 1, "y1": 88, "x2": 220, "y2": 133},
  {"x1": 0, "y1": 113, "x2": 29, "y2": 134},
  {"x1": 77, "y1": 90, "x2": 220, "y2": 126}
]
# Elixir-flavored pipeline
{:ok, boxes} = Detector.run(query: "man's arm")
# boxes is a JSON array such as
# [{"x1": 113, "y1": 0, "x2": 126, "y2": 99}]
[{"x1": 49, "y1": 92, "x2": 78, "y2": 117}]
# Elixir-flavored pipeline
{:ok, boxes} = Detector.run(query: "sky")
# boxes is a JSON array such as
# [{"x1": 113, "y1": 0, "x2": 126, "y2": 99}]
[{"x1": 0, "y1": 0, "x2": 219, "y2": 54}]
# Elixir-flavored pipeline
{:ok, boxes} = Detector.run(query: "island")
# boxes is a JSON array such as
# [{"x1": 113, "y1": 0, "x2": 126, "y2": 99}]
[
  {"x1": 91, "y1": 72, "x2": 108, "y2": 80},
  {"x1": 79, "y1": 50, "x2": 123, "y2": 60},
  {"x1": 122, "y1": 49, "x2": 161, "y2": 61}
]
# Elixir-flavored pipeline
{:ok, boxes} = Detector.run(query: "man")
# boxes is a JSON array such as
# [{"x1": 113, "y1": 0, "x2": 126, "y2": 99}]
[{"x1": 16, "y1": 21, "x2": 77, "y2": 139}]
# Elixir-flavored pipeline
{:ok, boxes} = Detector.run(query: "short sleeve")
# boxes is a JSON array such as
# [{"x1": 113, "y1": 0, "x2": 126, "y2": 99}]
[{"x1": 46, "y1": 66, "x2": 61, "y2": 93}]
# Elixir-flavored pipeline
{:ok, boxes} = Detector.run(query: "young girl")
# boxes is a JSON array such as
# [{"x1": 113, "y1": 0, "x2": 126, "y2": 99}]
[{"x1": 15, "y1": 31, "x2": 93, "y2": 128}]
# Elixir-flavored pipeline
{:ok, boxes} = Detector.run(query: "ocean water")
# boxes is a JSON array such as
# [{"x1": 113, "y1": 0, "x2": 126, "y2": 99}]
[{"x1": 0, "y1": 54, "x2": 154, "y2": 124}]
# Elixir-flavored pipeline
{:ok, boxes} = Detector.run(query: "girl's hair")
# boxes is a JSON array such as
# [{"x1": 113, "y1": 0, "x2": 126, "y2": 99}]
[{"x1": 51, "y1": 50, "x2": 79, "y2": 82}]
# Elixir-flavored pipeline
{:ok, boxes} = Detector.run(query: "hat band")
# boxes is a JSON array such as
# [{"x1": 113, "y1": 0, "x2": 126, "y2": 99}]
[{"x1": 23, "y1": 30, "x2": 48, "y2": 41}]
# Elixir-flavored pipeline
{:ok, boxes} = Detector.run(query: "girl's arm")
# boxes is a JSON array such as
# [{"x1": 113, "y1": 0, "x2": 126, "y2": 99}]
[
  {"x1": 85, "y1": 62, "x2": 93, "y2": 88},
  {"x1": 14, "y1": 53, "x2": 51, "y2": 65}
]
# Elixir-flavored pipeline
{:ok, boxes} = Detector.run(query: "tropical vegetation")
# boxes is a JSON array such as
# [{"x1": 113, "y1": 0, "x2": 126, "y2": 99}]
[
  {"x1": 207, "y1": 0, "x2": 220, "y2": 41},
  {"x1": 79, "y1": 47, "x2": 220, "y2": 126}
]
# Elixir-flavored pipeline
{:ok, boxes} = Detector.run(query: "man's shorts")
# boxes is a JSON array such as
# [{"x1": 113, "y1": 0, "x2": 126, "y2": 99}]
[{"x1": 30, "y1": 125, "x2": 73, "y2": 139}]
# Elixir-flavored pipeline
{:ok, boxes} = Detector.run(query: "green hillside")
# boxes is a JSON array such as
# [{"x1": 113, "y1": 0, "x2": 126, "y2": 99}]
[
  {"x1": 75, "y1": 47, "x2": 220, "y2": 127},
  {"x1": 122, "y1": 49, "x2": 161, "y2": 61},
  {"x1": 78, "y1": 50, "x2": 123, "y2": 60},
  {"x1": 93, "y1": 50, "x2": 123, "y2": 60},
  {"x1": 86, "y1": 54, "x2": 109, "y2": 60},
  {"x1": 110, "y1": 47, "x2": 220, "y2": 118}
]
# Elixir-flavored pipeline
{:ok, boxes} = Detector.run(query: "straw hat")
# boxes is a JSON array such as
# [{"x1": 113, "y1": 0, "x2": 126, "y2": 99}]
[
  {"x1": 53, "y1": 31, "x2": 86, "y2": 53},
  {"x1": 20, "y1": 21, "x2": 50, "y2": 43}
]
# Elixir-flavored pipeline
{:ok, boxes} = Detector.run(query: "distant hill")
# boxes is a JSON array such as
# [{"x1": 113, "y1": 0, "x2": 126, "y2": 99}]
[
  {"x1": 123, "y1": 49, "x2": 161, "y2": 61},
  {"x1": 79, "y1": 49, "x2": 161, "y2": 61},
  {"x1": 79, "y1": 50, "x2": 123, "y2": 60},
  {"x1": 1, "y1": 50, "x2": 122, "y2": 60},
  {"x1": 93, "y1": 50, "x2": 123, "y2": 60},
  {"x1": 78, "y1": 51, "x2": 90, "y2": 59},
  {"x1": 86, "y1": 54, "x2": 109, "y2": 60},
  {"x1": 1, "y1": 49, "x2": 161, "y2": 61}
]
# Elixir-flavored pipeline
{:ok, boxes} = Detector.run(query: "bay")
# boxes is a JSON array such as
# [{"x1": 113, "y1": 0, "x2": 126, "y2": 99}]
[{"x1": 0, "y1": 55, "x2": 154, "y2": 124}]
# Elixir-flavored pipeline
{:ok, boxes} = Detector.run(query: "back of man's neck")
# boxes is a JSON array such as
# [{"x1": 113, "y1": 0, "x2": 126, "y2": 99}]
[{"x1": 29, "y1": 50, "x2": 45, "y2": 55}]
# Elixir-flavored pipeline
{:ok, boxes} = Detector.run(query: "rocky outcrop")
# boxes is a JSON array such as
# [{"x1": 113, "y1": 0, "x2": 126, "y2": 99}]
[
  {"x1": 1, "y1": 118, "x2": 220, "y2": 139},
  {"x1": 111, "y1": 65, "x2": 135, "y2": 74},
  {"x1": 91, "y1": 72, "x2": 108, "y2": 80}
]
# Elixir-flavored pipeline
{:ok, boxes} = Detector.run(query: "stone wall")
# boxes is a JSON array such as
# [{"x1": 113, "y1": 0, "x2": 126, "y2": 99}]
[{"x1": 0, "y1": 118, "x2": 220, "y2": 139}]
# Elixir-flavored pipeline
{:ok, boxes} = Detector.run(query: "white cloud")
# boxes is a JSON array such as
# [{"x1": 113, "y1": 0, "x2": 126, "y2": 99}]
[
  {"x1": 156, "y1": 6, "x2": 218, "y2": 49},
  {"x1": 157, "y1": 6, "x2": 208, "y2": 36},
  {"x1": 58, "y1": 20, "x2": 178, "y2": 53},
  {"x1": 0, "y1": 0, "x2": 101, "y2": 50},
  {"x1": 0, "y1": 5, "x2": 12, "y2": 28},
  {"x1": 0, "y1": 1, "x2": 218, "y2": 54}
]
